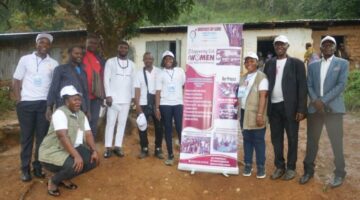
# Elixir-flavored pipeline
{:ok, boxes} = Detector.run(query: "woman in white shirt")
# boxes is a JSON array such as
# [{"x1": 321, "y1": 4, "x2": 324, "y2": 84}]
[{"x1": 155, "y1": 51, "x2": 186, "y2": 166}]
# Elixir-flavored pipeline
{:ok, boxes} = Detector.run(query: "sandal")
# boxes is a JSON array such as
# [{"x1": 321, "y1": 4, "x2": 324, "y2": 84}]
[
  {"x1": 59, "y1": 181, "x2": 78, "y2": 190},
  {"x1": 47, "y1": 179, "x2": 60, "y2": 197}
]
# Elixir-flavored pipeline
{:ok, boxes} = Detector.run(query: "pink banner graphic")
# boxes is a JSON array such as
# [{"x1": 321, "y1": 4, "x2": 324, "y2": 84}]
[{"x1": 178, "y1": 24, "x2": 243, "y2": 175}]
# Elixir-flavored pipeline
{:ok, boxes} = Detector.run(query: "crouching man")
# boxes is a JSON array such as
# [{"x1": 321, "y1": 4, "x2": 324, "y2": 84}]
[{"x1": 39, "y1": 85, "x2": 99, "y2": 197}]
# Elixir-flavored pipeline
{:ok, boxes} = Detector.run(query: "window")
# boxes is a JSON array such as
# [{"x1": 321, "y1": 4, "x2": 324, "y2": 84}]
[{"x1": 145, "y1": 40, "x2": 181, "y2": 67}]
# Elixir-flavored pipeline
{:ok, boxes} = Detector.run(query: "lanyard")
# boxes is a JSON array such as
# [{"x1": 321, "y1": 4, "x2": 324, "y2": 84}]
[
  {"x1": 165, "y1": 69, "x2": 174, "y2": 81},
  {"x1": 35, "y1": 56, "x2": 45, "y2": 73}
]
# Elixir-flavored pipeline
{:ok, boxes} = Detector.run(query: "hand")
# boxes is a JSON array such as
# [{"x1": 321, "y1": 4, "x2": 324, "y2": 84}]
[
  {"x1": 295, "y1": 112, "x2": 305, "y2": 122},
  {"x1": 73, "y1": 154, "x2": 84, "y2": 173},
  {"x1": 15, "y1": 98, "x2": 21, "y2": 105},
  {"x1": 155, "y1": 109, "x2": 161, "y2": 121},
  {"x1": 106, "y1": 96, "x2": 113, "y2": 107},
  {"x1": 45, "y1": 107, "x2": 53, "y2": 121},
  {"x1": 90, "y1": 151, "x2": 100, "y2": 166},
  {"x1": 256, "y1": 115, "x2": 265, "y2": 127},
  {"x1": 313, "y1": 99, "x2": 324, "y2": 112},
  {"x1": 136, "y1": 106, "x2": 143, "y2": 115}
]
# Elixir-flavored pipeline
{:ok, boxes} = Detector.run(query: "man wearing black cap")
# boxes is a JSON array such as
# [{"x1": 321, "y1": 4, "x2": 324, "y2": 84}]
[
  {"x1": 300, "y1": 36, "x2": 349, "y2": 188},
  {"x1": 264, "y1": 35, "x2": 307, "y2": 181},
  {"x1": 13, "y1": 33, "x2": 59, "y2": 181}
]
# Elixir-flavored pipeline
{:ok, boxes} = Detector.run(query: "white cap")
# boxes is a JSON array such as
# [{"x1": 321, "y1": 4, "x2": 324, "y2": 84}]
[
  {"x1": 136, "y1": 113, "x2": 147, "y2": 131},
  {"x1": 273, "y1": 35, "x2": 289, "y2": 44},
  {"x1": 36, "y1": 33, "x2": 53, "y2": 43},
  {"x1": 162, "y1": 50, "x2": 175, "y2": 59},
  {"x1": 244, "y1": 51, "x2": 259, "y2": 60},
  {"x1": 321, "y1": 36, "x2": 336, "y2": 46},
  {"x1": 60, "y1": 85, "x2": 82, "y2": 98}
]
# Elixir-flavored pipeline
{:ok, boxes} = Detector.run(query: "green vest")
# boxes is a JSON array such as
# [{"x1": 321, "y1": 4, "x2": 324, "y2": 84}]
[
  {"x1": 39, "y1": 106, "x2": 86, "y2": 166},
  {"x1": 239, "y1": 71, "x2": 268, "y2": 130}
]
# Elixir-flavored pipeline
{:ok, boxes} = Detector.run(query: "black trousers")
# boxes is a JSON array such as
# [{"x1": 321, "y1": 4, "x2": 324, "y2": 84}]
[
  {"x1": 42, "y1": 145, "x2": 97, "y2": 185},
  {"x1": 138, "y1": 105, "x2": 163, "y2": 150},
  {"x1": 89, "y1": 98, "x2": 102, "y2": 139},
  {"x1": 16, "y1": 100, "x2": 49, "y2": 172},
  {"x1": 303, "y1": 113, "x2": 346, "y2": 178},
  {"x1": 269, "y1": 102, "x2": 299, "y2": 170}
]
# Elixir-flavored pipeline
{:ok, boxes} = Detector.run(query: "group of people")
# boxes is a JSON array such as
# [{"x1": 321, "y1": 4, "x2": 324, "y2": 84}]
[
  {"x1": 12, "y1": 32, "x2": 348, "y2": 196},
  {"x1": 239, "y1": 35, "x2": 348, "y2": 189},
  {"x1": 13, "y1": 33, "x2": 185, "y2": 196}
]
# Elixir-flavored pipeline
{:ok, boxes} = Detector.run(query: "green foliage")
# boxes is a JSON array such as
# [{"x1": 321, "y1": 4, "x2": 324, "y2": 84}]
[
  {"x1": 344, "y1": 70, "x2": 360, "y2": 112},
  {"x1": 0, "y1": 86, "x2": 15, "y2": 113}
]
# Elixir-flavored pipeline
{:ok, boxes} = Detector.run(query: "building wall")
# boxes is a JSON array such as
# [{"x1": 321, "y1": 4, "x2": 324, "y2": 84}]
[
  {"x1": 312, "y1": 26, "x2": 360, "y2": 69},
  {"x1": 129, "y1": 32, "x2": 187, "y2": 69},
  {"x1": 243, "y1": 28, "x2": 313, "y2": 60}
]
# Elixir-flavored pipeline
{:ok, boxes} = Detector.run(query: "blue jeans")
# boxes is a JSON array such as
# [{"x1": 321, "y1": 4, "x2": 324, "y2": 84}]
[
  {"x1": 240, "y1": 109, "x2": 266, "y2": 166},
  {"x1": 242, "y1": 129, "x2": 266, "y2": 166},
  {"x1": 89, "y1": 98, "x2": 102, "y2": 139},
  {"x1": 160, "y1": 105, "x2": 183, "y2": 159}
]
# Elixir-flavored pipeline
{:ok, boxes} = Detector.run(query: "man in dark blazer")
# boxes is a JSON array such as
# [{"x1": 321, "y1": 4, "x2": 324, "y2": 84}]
[
  {"x1": 300, "y1": 36, "x2": 349, "y2": 188},
  {"x1": 263, "y1": 35, "x2": 307, "y2": 180}
]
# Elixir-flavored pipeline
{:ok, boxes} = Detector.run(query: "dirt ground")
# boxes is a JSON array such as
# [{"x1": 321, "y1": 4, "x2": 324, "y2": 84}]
[{"x1": 0, "y1": 111, "x2": 359, "y2": 200}]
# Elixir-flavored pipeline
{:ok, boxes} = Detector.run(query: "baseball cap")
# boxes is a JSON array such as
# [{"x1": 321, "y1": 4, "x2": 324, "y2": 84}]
[
  {"x1": 244, "y1": 51, "x2": 259, "y2": 60},
  {"x1": 60, "y1": 85, "x2": 82, "y2": 98},
  {"x1": 162, "y1": 50, "x2": 175, "y2": 59},
  {"x1": 136, "y1": 113, "x2": 147, "y2": 131},
  {"x1": 36, "y1": 33, "x2": 53, "y2": 43},
  {"x1": 320, "y1": 36, "x2": 336, "y2": 46},
  {"x1": 273, "y1": 35, "x2": 289, "y2": 44}
]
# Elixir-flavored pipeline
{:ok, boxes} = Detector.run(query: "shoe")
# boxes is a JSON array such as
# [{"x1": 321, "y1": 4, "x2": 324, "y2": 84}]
[
  {"x1": 282, "y1": 169, "x2": 297, "y2": 180},
  {"x1": 299, "y1": 173, "x2": 313, "y2": 184},
  {"x1": 138, "y1": 148, "x2": 149, "y2": 159},
  {"x1": 330, "y1": 176, "x2": 344, "y2": 188},
  {"x1": 271, "y1": 168, "x2": 285, "y2": 180},
  {"x1": 33, "y1": 168, "x2": 45, "y2": 178},
  {"x1": 21, "y1": 170, "x2": 32, "y2": 182},
  {"x1": 59, "y1": 181, "x2": 78, "y2": 190},
  {"x1": 103, "y1": 149, "x2": 112, "y2": 158},
  {"x1": 154, "y1": 148, "x2": 164, "y2": 159},
  {"x1": 242, "y1": 164, "x2": 253, "y2": 177},
  {"x1": 256, "y1": 166, "x2": 266, "y2": 179},
  {"x1": 47, "y1": 179, "x2": 60, "y2": 197},
  {"x1": 113, "y1": 147, "x2": 124, "y2": 157},
  {"x1": 164, "y1": 156, "x2": 174, "y2": 166}
]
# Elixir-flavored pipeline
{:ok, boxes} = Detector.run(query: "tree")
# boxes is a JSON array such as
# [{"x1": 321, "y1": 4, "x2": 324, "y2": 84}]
[{"x1": 1, "y1": 0, "x2": 194, "y2": 56}]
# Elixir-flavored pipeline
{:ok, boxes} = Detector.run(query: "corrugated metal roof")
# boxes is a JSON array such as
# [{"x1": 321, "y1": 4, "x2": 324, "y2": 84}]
[{"x1": 0, "y1": 19, "x2": 359, "y2": 39}]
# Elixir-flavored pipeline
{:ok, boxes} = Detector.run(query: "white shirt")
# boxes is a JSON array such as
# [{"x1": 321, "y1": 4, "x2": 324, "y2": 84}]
[
  {"x1": 104, "y1": 57, "x2": 136, "y2": 104},
  {"x1": 156, "y1": 67, "x2": 186, "y2": 105},
  {"x1": 13, "y1": 52, "x2": 59, "y2": 101},
  {"x1": 240, "y1": 72, "x2": 269, "y2": 109},
  {"x1": 52, "y1": 109, "x2": 91, "y2": 147},
  {"x1": 271, "y1": 58, "x2": 287, "y2": 103},
  {"x1": 320, "y1": 56, "x2": 333, "y2": 96},
  {"x1": 134, "y1": 66, "x2": 160, "y2": 105}
]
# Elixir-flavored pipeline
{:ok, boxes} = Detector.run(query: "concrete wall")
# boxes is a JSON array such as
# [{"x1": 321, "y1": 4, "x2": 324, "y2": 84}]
[
  {"x1": 243, "y1": 28, "x2": 313, "y2": 60},
  {"x1": 129, "y1": 32, "x2": 187, "y2": 69},
  {"x1": 312, "y1": 26, "x2": 360, "y2": 69}
]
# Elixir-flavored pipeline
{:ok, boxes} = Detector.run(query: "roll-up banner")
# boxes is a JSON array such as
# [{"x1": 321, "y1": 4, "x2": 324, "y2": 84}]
[{"x1": 178, "y1": 24, "x2": 243, "y2": 175}]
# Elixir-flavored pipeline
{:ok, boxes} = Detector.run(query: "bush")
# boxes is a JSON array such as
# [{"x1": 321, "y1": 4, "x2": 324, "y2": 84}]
[
  {"x1": 344, "y1": 70, "x2": 360, "y2": 112},
  {"x1": 0, "y1": 86, "x2": 15, "y2": 113}
]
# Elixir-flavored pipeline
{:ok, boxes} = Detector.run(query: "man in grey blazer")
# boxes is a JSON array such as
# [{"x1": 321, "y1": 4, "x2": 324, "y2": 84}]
[{"x1": 300, "y1": 36, "x2": 349, "y2": 188}]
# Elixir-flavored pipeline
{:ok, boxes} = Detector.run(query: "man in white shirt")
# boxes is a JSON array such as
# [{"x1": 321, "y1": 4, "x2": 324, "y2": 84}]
[
  {"x1": 12, "y1": 33, "x2": 59, "y2": 182},
  {"x1": 300, "y1": 36, "x2": 349, "y2": 188},
  {"x1": 134, "y1": 52, "x2": 164, "y2": 159},
  {"x1": 263, "y1": 35, "x2": 307, "y2": 181},
  {"x1": 103, "y1": 41, "x2": 135, "y2": 158}
]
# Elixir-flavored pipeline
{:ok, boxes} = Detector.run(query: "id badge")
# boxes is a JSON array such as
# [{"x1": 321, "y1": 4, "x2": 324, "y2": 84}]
[
  {"x1": 167, "y1": 83, "x2": 176, "y2": 99},
  {"x1": 33, "y1": 74, "x2": 42, "y2": 87},
  {"x1": 237, "y1": 85, "x2": 246, "y2": 98},
  {"x1": 75, "y1": 129, "x2": 84, "y2": 145}
]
